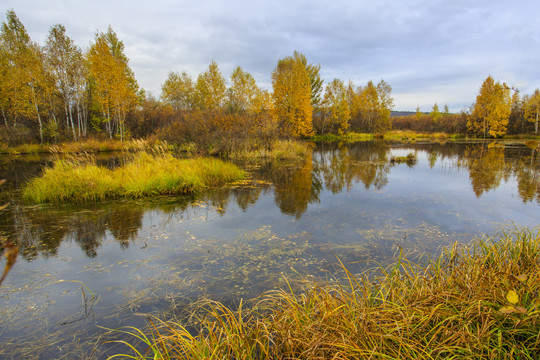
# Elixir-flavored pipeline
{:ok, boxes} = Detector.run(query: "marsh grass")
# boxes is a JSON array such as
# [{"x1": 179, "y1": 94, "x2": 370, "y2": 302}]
[
  {"x1": 312, "y1": 133, "x2": 374, "y2": 142},
  {"x1": 227, "y1": 139, "x2": 308, "y2": 161},
  {"x1": 108, "y1": 227, "x2": 540, "y2": 359},
  {"x1": 384, "y1": 130, "x2": 452, "y2": 142},
  {"x1": 0, "y1": 139, "x2": 168, "y2": 155},
  {"x1": 23, "y1": 152, "x2": 245, "y2": 203},
  {"x1": 390, "y1": 152, "x2": 418, "y2": 166}
]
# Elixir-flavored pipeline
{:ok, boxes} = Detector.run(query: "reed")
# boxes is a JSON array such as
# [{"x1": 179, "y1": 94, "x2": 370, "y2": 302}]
[
  {"x1": 108, "y1": 226, "x2": 540, "y2": 359},
  {"x1": 227, "y1": 139, "x2": 308, "y2": 161},
  {"x1": 23, "y1": 152, "x2": 245, "y2": 203}
]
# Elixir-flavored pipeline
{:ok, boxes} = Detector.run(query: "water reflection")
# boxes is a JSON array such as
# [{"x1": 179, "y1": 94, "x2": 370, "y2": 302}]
[
  {"x1": 0, "y1": 141, "x2": 538, "y2": 261},
  {"x1": 0, "y1": 141, "x2": 539, "y2": 359}
]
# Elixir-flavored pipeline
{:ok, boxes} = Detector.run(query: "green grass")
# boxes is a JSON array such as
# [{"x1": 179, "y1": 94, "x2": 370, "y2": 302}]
[
  {"x1": 23, "y1": 152, "x2": 246, "y2": 203},
  {"x1": 106, "y1": 227, "x2": 540, "y2": 359}
]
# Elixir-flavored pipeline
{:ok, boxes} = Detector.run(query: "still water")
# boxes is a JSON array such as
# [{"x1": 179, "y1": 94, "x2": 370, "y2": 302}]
[{"x1": 0, "y1": 141, "x2": 538, "y2": 359}]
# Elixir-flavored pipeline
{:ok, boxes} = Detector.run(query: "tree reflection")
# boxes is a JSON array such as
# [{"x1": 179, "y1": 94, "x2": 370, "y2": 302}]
[
  {"x1": 0, "y1": 141, "x2": 538, "y2": 261},
  {"x1": 314, "y1": 142, "x2": 391, "y2": 192},
  {"x1": 273, "y1": 149, "x2": 320, "y2": 218},
  {"x1": 464, "y1": 144, "x2": 507, "y2": 197}
]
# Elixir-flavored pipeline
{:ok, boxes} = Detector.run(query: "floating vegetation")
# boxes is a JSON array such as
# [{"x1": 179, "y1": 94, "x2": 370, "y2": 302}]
[
  {"x1": 23, "y1": 152, "x2": 246, "y2": 203},
  {"x1": 108, "y1": 227, "x2": 540, "y2": 359},
  {"x1": 390, "y1": 152, "x2": 418, "y2": 166}
]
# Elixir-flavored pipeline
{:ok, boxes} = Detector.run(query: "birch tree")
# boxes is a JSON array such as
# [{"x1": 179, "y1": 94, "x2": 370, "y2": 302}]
[
  {"x1": 323, "y1": 78, "x2": 350, "y2": 134},
  {"x1": 45, "y1": 24, "x2": 86, "y2": 140},
  {"x1": 271, "y1": 52, "x2": 313, "y2": 137},
  {"x1": 87, "y1": 26, "x2": 138, "y2": 141},
  {"x1": 524, "y1": 89, "x2": 540, "y2": 134},
  {"x1": 0, "y1": 10, "x2": 51, "y2": 142},
  {"x1": 195, "y1": 60, "x2": 226, "y2": 111},
  {"x1": 468, "y1": 76, "x2": 512, "y2": 138},
  {"x1": 161, "y1": 71, "x2": 195, "y2": 111}
]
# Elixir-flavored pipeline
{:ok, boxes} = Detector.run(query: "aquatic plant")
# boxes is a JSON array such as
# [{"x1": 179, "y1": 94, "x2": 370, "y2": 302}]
[
  {"x1": 23, "y1": 152, "x2": 246, "y2": 203},
  {"x1": 107, "y1": 227, "x2": 540, "y2": 359},
  {"x1": 390, "y1": 152, "x2": 418, "y2": 166}
]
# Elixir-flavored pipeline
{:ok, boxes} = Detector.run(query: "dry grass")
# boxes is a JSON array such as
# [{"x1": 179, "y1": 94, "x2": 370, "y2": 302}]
[{"x1": 106, "y1": 227, "x2": 540, "y2": 359}]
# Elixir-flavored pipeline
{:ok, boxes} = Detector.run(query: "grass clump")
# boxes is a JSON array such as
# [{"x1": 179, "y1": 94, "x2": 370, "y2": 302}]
[
  {"x1": 108, "y1": 227, "x2": 540, "y2": 359},
  {"x1": 23, "y1": 152, "x2": 245, "y2": 203},
  {"x1": 390, "y1": 152, "x2": 418, "y2": 166}
]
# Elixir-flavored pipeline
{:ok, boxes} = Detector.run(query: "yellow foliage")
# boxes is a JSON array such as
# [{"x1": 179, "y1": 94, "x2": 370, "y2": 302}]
[{"x1": 271, "y1": 52, "x2": 313, "y2": 137}]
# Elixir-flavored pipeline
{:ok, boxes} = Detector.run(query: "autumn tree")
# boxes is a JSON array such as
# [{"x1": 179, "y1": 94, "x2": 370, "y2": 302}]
[
  {"x1": 45, "y1": 24, "x2": 87, "y2": 140},
  {"x1": 0, "y1": 10, "x2": 52, "y2": 142},
  {"x1": 226, "y1": 66, "x2": 259, "y2": 113},
  {"x1": 349, "y1": 79, "x2": 394, "y2": 133},
  {"x1": 293, "y1": 52, "x2": 323, "y2": 110},
  {"x1": 195, "y1": 60, "x2": 227, "y2": 111},
  {"x1": 161, "y1": 71, "x2": 195, "y2": 111},
  {"x1": 468, "y1": 76, "x2": 512, "y2": 138},
  {"x1": 272, "y1": 52, "x2": 313, "y2": 137},
  {"x1": 524, "y1": 89, "x2": 540, "y2": 134},
  {"x1": 430, "y1": 103, "x2": 442, "y2": 122},
  {"x1": 322, "y1": 78, "x2": 350, "y2": 134},
  {"x1": 87, "y1": 26, "x2": 139, "y2": 141}
]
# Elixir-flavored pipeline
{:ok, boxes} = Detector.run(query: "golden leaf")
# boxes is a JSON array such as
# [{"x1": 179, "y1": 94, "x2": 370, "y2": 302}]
[
  {"x1": 506, "y1": 290, "x2": 519, "y2": 304},
  {"x1": 514, "y1": 274, "x2": 528, "y2": 282},
  {"x1": 499, "y1": 306, "x2": 518, "y2": 314}
]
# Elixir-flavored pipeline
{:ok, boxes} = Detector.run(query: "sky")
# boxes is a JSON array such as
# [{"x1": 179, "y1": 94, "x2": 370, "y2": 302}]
[{"x1": 2, "y1": 0, "x2": 539, "y2": 112}]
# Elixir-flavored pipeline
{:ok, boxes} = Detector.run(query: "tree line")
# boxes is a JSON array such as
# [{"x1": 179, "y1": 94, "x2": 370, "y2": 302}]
[
  {"x1": 1, "y1": 10, "x2": 538, "y2": 146},
  {"x1": 393, "y1": 77, "x2": 539, "y2": 136}
]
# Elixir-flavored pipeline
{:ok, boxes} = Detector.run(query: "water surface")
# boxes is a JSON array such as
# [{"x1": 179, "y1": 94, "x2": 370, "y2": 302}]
[{"x1": 0, "y1": 141, "x2": 538, "y2": 359}]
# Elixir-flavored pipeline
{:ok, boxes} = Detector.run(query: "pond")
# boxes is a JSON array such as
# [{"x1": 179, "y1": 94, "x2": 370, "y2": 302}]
[{"x1": 0, "y1": 140, "x2": 538, "y2": 359}]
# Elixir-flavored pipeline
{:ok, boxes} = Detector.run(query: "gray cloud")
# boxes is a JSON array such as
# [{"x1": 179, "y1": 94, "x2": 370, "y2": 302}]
[{"x1": 2, "y1": 0, "x2": 539, "y2": 111}]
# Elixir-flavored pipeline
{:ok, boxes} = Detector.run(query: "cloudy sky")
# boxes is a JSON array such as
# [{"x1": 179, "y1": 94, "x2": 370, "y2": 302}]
[{"x1": 3, "y1": 0, "x2": 539, "y2": 112}]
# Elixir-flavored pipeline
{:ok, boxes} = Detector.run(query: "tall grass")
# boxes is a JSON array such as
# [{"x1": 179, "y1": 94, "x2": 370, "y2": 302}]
[
  {"x1": 227, "y1": 139, "x2": 308, "y2": 161},
  {"x1": 23, "y1": 152, "x2": 246, "y2": 203},
  {"x1": 107, "y1": 227, "x2": 540, "y2": 359},
  {"x1": 311, "y1": 132, "x2": 374, "y2": 142},
  {"x1": 0, "y1": 138, "x2": 167, "y2": 155}
]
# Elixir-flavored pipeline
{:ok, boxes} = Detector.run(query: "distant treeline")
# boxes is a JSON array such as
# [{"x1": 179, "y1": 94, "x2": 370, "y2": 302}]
[{"x1": 0, "y1": 10, "x2": 538, "y2": 147}]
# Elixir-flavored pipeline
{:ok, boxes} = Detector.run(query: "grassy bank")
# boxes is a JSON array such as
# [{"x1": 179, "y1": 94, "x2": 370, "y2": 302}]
[
  {"x1": 226, "y1": 139, "x2": 309, "y2": 161},
  {"x1": 0, "y1": 138, "x2": 167, "y2": 155},
  {"x1": 23, "y1": 152, "x2": 246, "y2": 203},
  {"x1": 108, "y1": 227, "x2": 540, "y2": 359},
  {"x1": 311, "y1": 132, "x2": 374, "y2": 142}
]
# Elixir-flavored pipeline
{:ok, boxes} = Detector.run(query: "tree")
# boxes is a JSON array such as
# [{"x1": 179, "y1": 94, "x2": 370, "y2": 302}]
[
  {"x1": 443, "y1": 104, "x2": 450, "y2": 117},
  {"x1": 271, "y1": 52, "x2": 313, "y2": 137},
  {"x1": 45, "y1": 24, "x2": 86, "y2": 140},
  {"x1": 0, "y1": 10, "x2": 52, "y2": 142},
  {"x1": 524, "y1": 89, "x2": 540, "y2": 134},
  {"x1": 226, "y1": 66, "x2": 259, "y2": 113},
  {"x1": 350, "y1": 79, "x2": 393, "y2": 133},
  {"x1": 87, "y1": 26, "x2": 139, "y2": 141},
  {"x1": 468, "y1": 76, "x2": 512, "y2": 138},
  {"x1": 430, "y1": 103, "x2": 441, "y2": 122},
  {"x1": 294, "y1": 52, "x2": 323, "y2": 110},
  {"x1": 161, "y1": 71, "x2": 195, "y2": 111},
  {"x1": 195, "y1": 60, "x2": 226, "y2": 111},
  {"x1": 323, "y1": 78, "x2": 350, "y2": 134}
]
